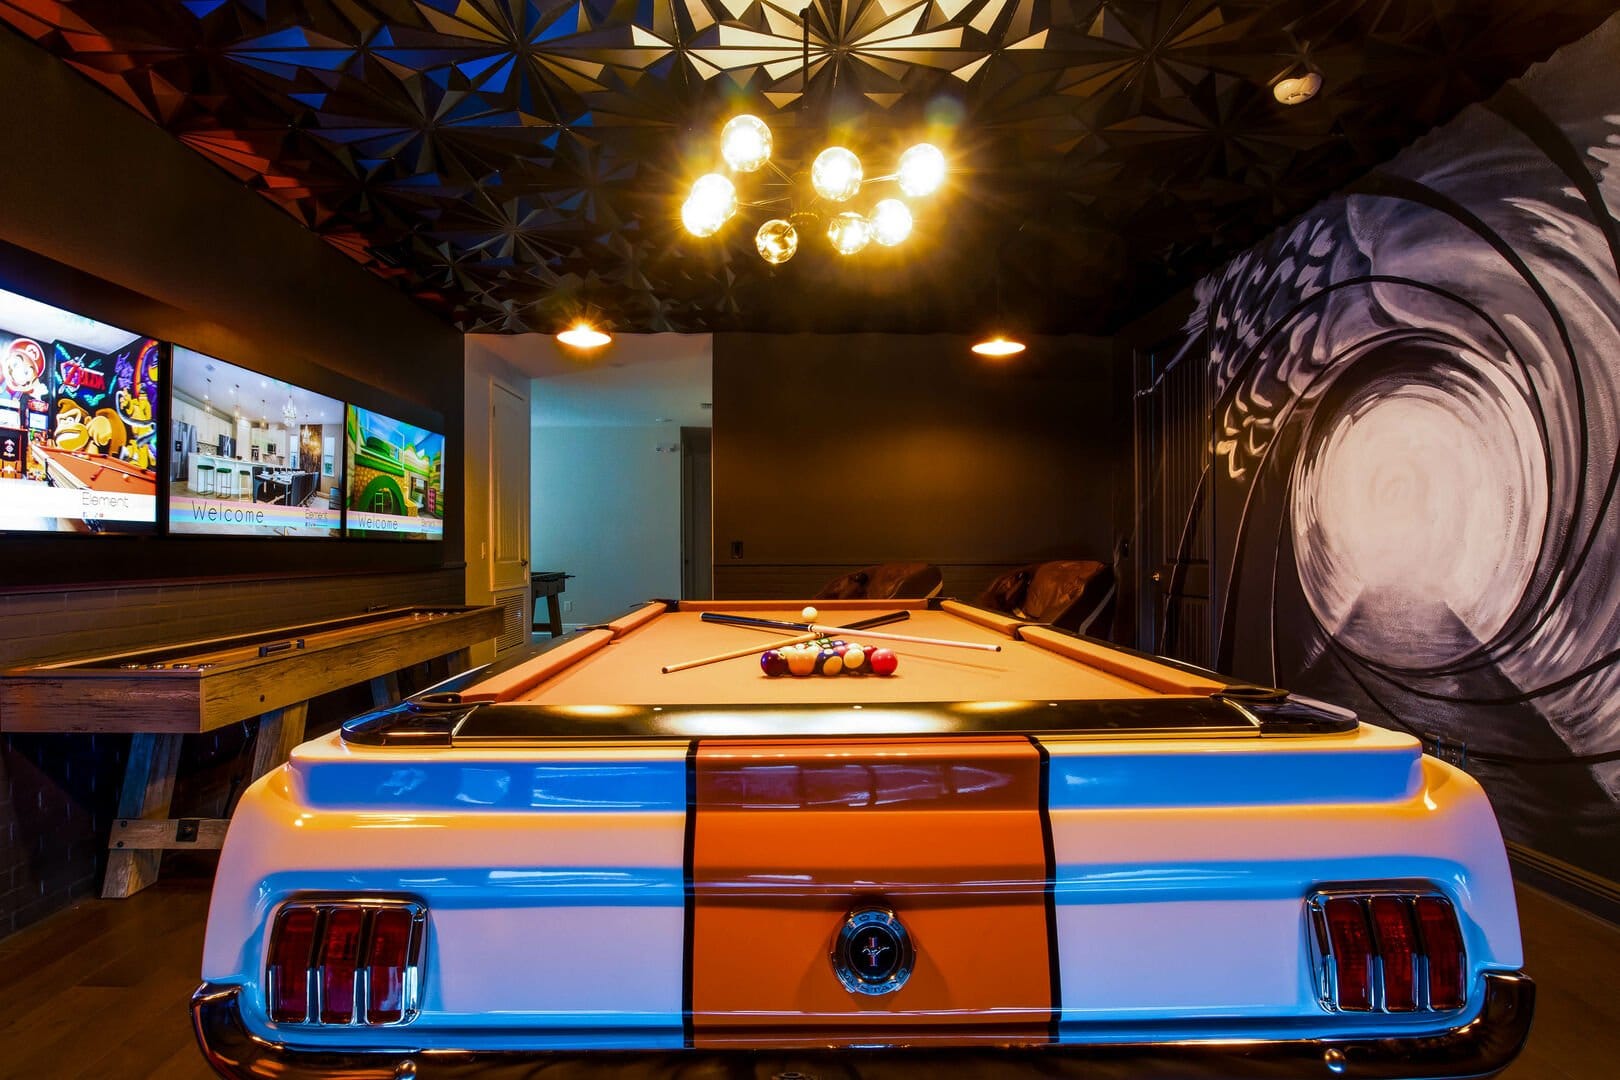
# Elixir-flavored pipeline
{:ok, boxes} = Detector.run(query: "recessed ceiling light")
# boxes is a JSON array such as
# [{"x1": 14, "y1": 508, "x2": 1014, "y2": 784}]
[
  {"x1": 972, "y1": 336, "x2": 1026, "y2": 358},
  {"x1": 556, "y1": 323, "x2": 611, "y2": 349}
]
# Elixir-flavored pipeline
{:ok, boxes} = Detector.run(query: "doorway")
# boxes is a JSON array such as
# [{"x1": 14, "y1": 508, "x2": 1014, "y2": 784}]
[{"x1": 681, "y1": 426, "x2": 712, "y2": 600}]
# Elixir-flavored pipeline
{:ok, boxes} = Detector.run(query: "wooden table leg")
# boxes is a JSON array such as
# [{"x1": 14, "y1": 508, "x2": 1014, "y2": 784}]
[
  {"x1": 249, "y1": 700, "x2": 310, "y2": 783},
  {"x1": 103, "y1": 733, "x2": 184, "y2": 899},
  {"x1": 547, "y1": 594, "x2": 563, "y2": 637},
  {"x1": 369, "y1": 671, "x2": 402, "y2": 708}
]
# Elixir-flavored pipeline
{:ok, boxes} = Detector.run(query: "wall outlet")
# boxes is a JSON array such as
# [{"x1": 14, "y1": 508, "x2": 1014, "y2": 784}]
[
  {"x1": 1430, "y1": 738, "x2": 1468, "y2": 769},
  {"x1": 563, "y1": 600, "x2": 573, "y2": 613}
]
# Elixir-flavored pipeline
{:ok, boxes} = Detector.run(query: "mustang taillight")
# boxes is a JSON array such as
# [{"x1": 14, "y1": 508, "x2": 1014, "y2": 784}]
[
  {"x1": 267, "y1": 906, "x2": 317, "y2": 1023},
  {"x1": 267, "y1": 901, "x2": 425, "y2": 1026},
  {"x1": 1311, "y1": 890, "x2": 1467, "y2": 1013},
  {"x1": 1416, "y1": 895, "x2": 1467, "y2": 1010}
]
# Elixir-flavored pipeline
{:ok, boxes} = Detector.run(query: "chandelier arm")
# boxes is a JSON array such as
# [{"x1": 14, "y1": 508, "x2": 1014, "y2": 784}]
[{"x1": 764, "y1": 159, "x2": 797, "y2": 185}]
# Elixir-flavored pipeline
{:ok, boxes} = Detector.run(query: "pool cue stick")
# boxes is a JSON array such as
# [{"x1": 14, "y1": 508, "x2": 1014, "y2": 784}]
[
  {"x1": 699, "y1": 611, "x2": 911, "y2": 634},
  {"x1": 662, "y1": 629, "x2": 827, "y2": 674},
  {"x1": 699, "y1": 611, "x2": 999, "y2": 653},
  {"x1": 803, "y1": 623, "x2": 1000, "y2": 652}
]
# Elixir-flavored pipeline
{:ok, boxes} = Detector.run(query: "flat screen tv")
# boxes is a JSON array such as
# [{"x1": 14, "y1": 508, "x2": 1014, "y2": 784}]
[
  {"x1": 0, "y1": 286, "x2": 161, "y2": 534},
  {"x1": 168, "y1": 346, "x2": 345, "y2": 537},
  {"x1": 343, "y1": 404, "x2": 445, "y2": 540}
]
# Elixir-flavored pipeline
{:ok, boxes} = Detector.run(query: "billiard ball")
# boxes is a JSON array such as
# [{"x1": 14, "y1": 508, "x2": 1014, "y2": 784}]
[
  {"x1": 787, "y1": 649, "x2": 818, "y2": 677},
  {"x1": 868, "y1": 648, "x2": 898, "y2": 676},
  {"x1": 842, "y1": 645, "x2": 866, "y2": 672},
  {"x1": 760, "y1": 649, "x2": 788, "y2": 677},
  {"x1": 802, "y1": 606, "x2": 819, "y2": 622},
  {"x1": 818, "y1": 649, "x2": 843, "y2": 676}
]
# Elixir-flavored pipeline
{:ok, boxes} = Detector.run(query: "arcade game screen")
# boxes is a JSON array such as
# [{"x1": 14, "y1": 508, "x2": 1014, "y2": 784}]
[
  {"x1": 343, "y1": 404, "x2": 445, "y2": 540},
  {"x1": 0, "y1": 286, "x2": 161, "y2": 534},
  {"x1": 168, "y1": 347, "x2": 346, "y2": 538}
]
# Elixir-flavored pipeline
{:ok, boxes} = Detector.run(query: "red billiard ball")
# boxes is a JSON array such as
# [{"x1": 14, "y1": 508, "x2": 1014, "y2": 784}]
[
  {"x1": 760, "y1": 649, "x2": 789, "y2": 677},
  {"x1": 868, "y1": 647, "x2": 898, "y2": 676}
]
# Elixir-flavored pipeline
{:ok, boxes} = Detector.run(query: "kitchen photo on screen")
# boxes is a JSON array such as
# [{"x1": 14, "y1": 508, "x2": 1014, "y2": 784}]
[
  {"x1": 0, "y1": 285, "x2": 160, "y2": 534},
  {"x1": 168, "y1": 347, "x2": 343, "y2": 537},
  {"x1": 343, "y1": 404, "x2": 444, "y2": 540}
]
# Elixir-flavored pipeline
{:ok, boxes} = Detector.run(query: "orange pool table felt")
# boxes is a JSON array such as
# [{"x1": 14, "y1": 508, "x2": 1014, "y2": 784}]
[{"x1": 462, "y1": 599, "x2": 1226, "y2": 706}]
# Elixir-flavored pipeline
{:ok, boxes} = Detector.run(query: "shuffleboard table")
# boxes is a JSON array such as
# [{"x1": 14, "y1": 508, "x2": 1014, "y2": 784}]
[
  {"x1": 192, "y1": 598, "x2": 1532, "y2": 1078},
  {"x1": 0, "y1": 604, "x2": 502, "y2": 897}
]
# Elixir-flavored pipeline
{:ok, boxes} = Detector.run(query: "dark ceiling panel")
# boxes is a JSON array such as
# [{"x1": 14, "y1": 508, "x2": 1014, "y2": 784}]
[{"x1": 3, "y1": 0, "x2": 1616, "y2": 334}]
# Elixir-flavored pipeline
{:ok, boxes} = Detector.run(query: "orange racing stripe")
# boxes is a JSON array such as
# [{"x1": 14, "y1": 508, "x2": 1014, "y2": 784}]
[{"x1": 689, "y1": 736, "x2": 1052, "y2": 1044}]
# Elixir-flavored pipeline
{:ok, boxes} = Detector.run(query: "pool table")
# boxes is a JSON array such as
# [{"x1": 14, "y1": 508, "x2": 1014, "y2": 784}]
[
  {"x1": 193, "y1": 598, "x2": 1533, "y2": 1078},
  {"x1": 33, "y1": 443, "x2": 157, "y2": 495}
]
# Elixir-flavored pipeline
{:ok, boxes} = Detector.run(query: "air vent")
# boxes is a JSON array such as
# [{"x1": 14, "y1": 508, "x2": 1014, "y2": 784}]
[{"x1": 493, "y1": 588, "x2": 528, "y2": 654}]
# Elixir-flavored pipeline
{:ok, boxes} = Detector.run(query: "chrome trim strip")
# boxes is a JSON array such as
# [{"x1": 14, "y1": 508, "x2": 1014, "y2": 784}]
[{"x1": 192, "y1": 971, "x2": 1534, "y2": 1080}]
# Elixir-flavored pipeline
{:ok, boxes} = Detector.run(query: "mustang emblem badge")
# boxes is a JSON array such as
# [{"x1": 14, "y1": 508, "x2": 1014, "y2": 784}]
[{"x1": 832, "y1": 907, "x2": 914, "y2": 996}]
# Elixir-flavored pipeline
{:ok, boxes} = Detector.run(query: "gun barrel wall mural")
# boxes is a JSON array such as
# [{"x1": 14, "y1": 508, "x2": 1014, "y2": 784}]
[{"x1": 1142, "y1": 13, "x2": 1620, "y2": 881}]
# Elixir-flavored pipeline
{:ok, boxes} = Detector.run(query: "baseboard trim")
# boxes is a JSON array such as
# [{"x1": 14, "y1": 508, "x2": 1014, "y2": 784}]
[{"x1": 1507, "y1": 841, "x2": 1620, "y2": 926}]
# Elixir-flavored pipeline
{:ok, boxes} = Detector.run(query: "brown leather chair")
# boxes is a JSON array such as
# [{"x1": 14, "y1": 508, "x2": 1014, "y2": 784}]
[
  {"x1": 975, "y1": 559, "x2": 1116, "y2": 637},
  {"x1": 815, "y1": 561, "x2": 944, "y2": 601}
]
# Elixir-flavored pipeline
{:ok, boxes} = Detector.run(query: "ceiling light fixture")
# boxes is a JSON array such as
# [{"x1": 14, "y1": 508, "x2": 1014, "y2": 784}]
[
  {"x1": 679, "y1": 10, "x2": 945, "y2": 265},
  {"x1": 556, "y1": 323, "x2": 612, "y2": 349},
  {"x1": 973, "y1": 240, "x2": 1025, "y2": 359},
  {"x1": 1273, "y1": 69, "x2": 1323, "y2": 105},
  {"x1": 972, "y1": 336, "x2": 1026, "y2": 358}
]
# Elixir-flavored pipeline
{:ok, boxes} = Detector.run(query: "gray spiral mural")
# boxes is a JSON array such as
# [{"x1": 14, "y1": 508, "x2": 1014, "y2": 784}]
[{"x1": 1157, "y1": 15, "x2": 1620, "y2": 879}]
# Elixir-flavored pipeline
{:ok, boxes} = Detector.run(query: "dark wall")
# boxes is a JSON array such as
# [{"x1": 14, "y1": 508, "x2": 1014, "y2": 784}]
[
  {"x1": 1125, "y1": 13, "x2": 1620, "y2": 888},
  {"x1": 712, "y1": 333, "x2": 1120, "y2": 601},
  {"x1": 0, "y1": 27, "x2": 465, "y2": 935}
]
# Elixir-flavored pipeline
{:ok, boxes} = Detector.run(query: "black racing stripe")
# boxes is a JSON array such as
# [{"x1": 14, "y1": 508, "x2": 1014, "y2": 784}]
[
  {"x1": 681, "y1": 737, "x2": 698, "y2": 1048},
  {"x1": 1028, "y1": 734, "x2": 1062, "y2": 1042}
]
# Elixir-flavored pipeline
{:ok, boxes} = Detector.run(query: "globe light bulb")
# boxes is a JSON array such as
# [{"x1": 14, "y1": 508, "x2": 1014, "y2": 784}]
[
  {"x1": 681, "y1": 173, "x2": 737, "y2": 237},
  {"x1": 755, "y1": 219, "x2": 799, "y2": 265},
  {"x1": 870, "y1": 199, "x2": 913, "y2": 246},
  {"x1": 827, "y1": 211, "x2": 872, "y2": 255},
  {"x1": 721, "y1": 114, "x2": 772, "y2": 173},
  {"x1": 897, "y1": 143, "x2": 946, "y2": 198},
  {"x1": 812, "y1": 146, "x2": 863, "y2": 202},
  {"x1": 1273, "y1": 72, "x2": 1323, "y2": 105}
]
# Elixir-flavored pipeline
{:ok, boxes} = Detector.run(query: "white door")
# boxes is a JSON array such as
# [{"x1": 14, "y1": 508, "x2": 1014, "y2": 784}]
[{"x1": 488, "y1": 376, "x2": 529, "y2": 593}]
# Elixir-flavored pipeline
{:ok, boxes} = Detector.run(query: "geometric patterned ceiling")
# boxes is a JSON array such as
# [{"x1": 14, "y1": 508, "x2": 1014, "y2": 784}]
[{"x1": 4, "y1": 0, "x2": 1618, "y2": 334}]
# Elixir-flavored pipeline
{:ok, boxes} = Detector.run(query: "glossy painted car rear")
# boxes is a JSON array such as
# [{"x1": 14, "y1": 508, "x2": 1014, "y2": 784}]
[{"x1": 194, "y1": 708, "x2": 1531, "y2": 1078}]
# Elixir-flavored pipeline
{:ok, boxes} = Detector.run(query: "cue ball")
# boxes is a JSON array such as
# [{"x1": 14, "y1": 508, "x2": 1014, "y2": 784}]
[
  {"x1": 802, "y1": 606, "x2": 819, "y2": 621},
  {"x1": 868, "y1": 648, "x2": 898, "y2": 676}
]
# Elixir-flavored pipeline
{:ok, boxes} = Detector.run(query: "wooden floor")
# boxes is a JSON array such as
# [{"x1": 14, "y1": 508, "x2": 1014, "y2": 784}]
[{"x1": 0, "y1": 871, "x2": 1612, "y2": 1078}]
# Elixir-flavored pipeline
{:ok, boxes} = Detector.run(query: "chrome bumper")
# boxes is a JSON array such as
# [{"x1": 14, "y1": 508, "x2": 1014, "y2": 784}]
[{"x1": 192, "y1": 971, "x2": 1533, "y2": 1079}]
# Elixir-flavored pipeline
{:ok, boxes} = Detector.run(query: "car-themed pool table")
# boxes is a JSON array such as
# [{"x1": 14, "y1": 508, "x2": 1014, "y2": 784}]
[{"x1": 192, "y1": 598, "x2": 1532, "y2": 1078}]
